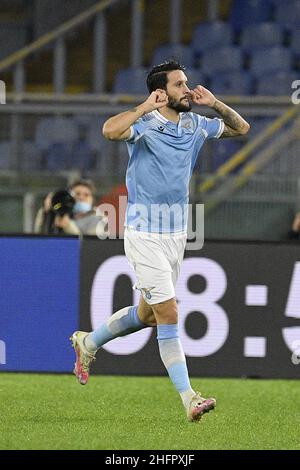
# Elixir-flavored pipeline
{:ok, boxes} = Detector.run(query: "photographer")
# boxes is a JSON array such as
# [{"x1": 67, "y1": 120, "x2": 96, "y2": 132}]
[{"x1": 34, "y1": 180, "x2": 108, "y2": 236}]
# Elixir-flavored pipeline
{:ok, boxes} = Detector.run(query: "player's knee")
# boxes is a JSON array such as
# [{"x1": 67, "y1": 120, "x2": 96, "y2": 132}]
[
  {"x1": 141, "y1": 310, "x2": 157, "y2": 326},
  {"x1": 151, "y1": 298, "x2": 178, "y2": 324},
  {"x1": 138, "y1": 300, "x2": 157, "y2": 326}
]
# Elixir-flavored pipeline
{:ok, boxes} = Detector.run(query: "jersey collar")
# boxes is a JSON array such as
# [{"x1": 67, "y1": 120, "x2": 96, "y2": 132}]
[
  {"x1": 152, "y1": 110, "x2": 169, "y2": 124},
  {"x1": 153, "y1": 110, "x2": 183, "y2": 128}
]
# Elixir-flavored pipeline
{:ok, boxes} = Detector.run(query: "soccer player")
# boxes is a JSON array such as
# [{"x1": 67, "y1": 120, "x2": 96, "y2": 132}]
[{"x1": 70, "y1": 60, "x2": 250, "y2": 422}]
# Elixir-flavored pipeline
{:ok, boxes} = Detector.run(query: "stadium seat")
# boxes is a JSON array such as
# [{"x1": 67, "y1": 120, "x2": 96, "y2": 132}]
[
  {"x1": 45, "y1": 143, "x2": 71, "y2": 171},
  {"x1": 21, "y1": 141, "x2": 40, "y2": 171},
  {"x1": 256, "y1": 71, "x2": 298, "y2": 95},
  {"x1": 35, "y1": 117, "x2": 78, "y2": 152},
  {"x1": 116, "y1": 142, "x2": 130, "y2": 178},
  {"x1": 86, "y1": 116, "x2": 109, "y2": 153},
  {"x1": 211, "y1": 140, "x2": 244, "y2": 171},
  {"x1": 113, "y1": 67, "x2": 148, "y2": 94},
  {"x1": 248, "y1": 118, "x2": 275, "y2": 136},
  {"x1": 250, "y1": 47, "x2": 292, "y2": 77},
  {"x1": 210, "y1": 71, "x2": 254, "y2": 95},
  {"x1": 241, "y1": 23, "x2": 283, "y2": 50},
  {"x1": 274, "y1": 1, "x2": 300, "y2": 31},
  {"x1": 290, "y1": 29, "x2": 300, "y2": 58},
  {"x1": 151, "y1": 43, "x2": 194, "y2": 68},
  {"x1": 271, "y1": 0, "x2": 295, "y2": 4},
  {"x1": 35, "y1": 118, "x2": 55, "y2": 152},
  {"x1": 230, "y1": 0, "x2": 272, "y2": 31},
  {"x1": 93, "y1": 144, "x2": 117, "y2": 176},
  {"x1": 0, "y1": 21, "x2": 28, "y2": 60},
  {"x1": 73, "y1": 114, "x2": 94, "y2": 133},
  {"x1": 86, "y1": 116, "x2": 116, "y2": 175},
  {"x1": 71, "y1": 139, "x2": 95, "y2": 171},
  {"x1": 0, "y1": 141, "x2": 11, "y2": 169},
  {"x1": 35, "y1": 117, "x2": 78, "y2": 170},
  {"x1": 201, "y1": 46, "x2": 243, "y2": 75},
  {"x1": 185, "y1": 68, "x2": 207, "y2": 88},
  {"x1": 0, "y1": 141, "x2": 40, "y2": 171},
  {"x1": 191, "y1": 21, "x2": 233, "y2": 57}
]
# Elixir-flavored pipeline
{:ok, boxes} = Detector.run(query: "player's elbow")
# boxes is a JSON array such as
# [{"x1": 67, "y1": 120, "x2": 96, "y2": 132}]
[
  {"x1": 240, "y1": 122, "x2": 250, "y2": 135},
  {"x1": 102, "y1": 121, "x2": 118, "y2": 140}
]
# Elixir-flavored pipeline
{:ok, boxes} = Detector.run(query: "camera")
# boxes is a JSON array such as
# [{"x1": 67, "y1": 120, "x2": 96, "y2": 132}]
[
  {"x1": 43, "y1": 189, "x2": 76, "y2": 234},
  {"x1": 51, "y1": 190, "x2": 76, "y2": 217}
]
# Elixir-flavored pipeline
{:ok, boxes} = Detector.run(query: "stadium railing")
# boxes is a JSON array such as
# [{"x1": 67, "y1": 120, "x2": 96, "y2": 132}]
[
  {"x1": 0, "y1": 0, "x2": 185, "y2": 94},
  {"x1": 195, "y1": 112, "x2": 300, "y2": 241},
  {"x1": 198, "y1": 105, "x2": 300, "y2": 196}
]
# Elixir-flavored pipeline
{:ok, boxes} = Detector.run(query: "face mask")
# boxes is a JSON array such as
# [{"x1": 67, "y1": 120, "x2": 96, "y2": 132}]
[{"x1": 73, "y1": 201, "x2": 92, "y2": 214}]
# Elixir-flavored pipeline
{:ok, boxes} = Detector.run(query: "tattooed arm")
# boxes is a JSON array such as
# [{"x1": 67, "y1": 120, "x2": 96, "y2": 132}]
[
  {"x1": 212, "y1": 99, "x2": 250, "y2": 137},
  {"x1": 102, "y1": 90, "x2": 168, "y2": 141},
  {"x1": 190, "y1": 85, "x2": 250, "y2": 138}
]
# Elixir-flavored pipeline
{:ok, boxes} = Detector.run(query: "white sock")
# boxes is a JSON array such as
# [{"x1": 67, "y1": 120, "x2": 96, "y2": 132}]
[
  {"x1": 84, "y1": 305, "x2": 146, "y2": 353},
  {"x1": 84, "y1": 334, "x2": 98, "y2": 353},
  {"x1": 180, "y1": 389, "x2": 196, "y2": 410}
]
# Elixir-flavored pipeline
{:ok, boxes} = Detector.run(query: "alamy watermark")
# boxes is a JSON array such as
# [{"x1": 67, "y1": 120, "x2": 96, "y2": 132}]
[
  {"x1": 95, "y1": 197, "x2": 204, "y2": 251},
  {"x1": 291, "y1": 80, "x2": 300, "y2": 105},
  {"x1": 0, "y1": 80, "x2": 6, "y2": 104}
]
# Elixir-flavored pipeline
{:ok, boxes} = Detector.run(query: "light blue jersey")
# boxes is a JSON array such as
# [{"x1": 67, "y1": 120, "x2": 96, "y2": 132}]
[{"x1": 125, "y1": 110, "x2": 224, "y2": 233}]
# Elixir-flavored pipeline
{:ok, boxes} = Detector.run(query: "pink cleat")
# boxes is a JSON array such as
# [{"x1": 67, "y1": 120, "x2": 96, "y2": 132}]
[
  {"x1": 187, "y1": 392, "x2": 216, "y2": 422},
  {"x1": 70, "y1": 331, "x2": 95, "y2": 385}
]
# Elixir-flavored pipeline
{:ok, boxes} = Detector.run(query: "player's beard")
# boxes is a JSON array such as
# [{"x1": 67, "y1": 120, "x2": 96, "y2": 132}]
[{"x1": 167, "y1": 95, "x2": 192, "y2": 113}]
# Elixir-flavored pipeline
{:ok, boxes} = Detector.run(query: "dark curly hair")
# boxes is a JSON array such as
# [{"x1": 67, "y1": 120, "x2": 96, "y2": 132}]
[{"x1": 146, "y1": 59, "x2": 186, "y2": 94}]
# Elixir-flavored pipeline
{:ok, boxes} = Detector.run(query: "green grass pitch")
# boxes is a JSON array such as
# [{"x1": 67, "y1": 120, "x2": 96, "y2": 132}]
[{"x1": 0, "y1": 373, "x2": 299, "y2": 450}]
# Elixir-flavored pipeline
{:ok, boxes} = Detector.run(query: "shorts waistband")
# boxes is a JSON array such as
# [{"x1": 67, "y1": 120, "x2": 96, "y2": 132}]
[{"x1": 125, "y1": 226, "x2": 187, "y2": 240}]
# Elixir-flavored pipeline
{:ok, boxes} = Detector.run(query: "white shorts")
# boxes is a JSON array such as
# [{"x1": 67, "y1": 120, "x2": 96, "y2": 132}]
[{"x1": 124, "y1": 226, "x2": 187, "y2": 305}]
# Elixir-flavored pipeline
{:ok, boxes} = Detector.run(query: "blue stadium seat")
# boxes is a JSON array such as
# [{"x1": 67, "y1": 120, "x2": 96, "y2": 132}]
[
  {"x1": 201, "y1": 46, "x2": 243, "y2": 75},
  {"x1": 71, "y1": 140, "x2": 95, "y2": 171},
  {"x1": 86, "y1": 116, "x2": 109, "y2": 153},
  {"x1": 151, "y1": 43, "x2": 194, "y2": 68},
  {"x1": 0, "y1": 21, "x2": 28, "y2": 60},
  {"x1": 241, "y1": 23, "x2": 283, "y2": 50},
  {"x1": 35, "y1": 117, "x2": 78, "y2": 152},
  {"x1": 271, "y1": 0, "x2": 295, "y2": 4},
  {"x1": 256, "y1": 71, "x2": 298, "y2": 95},
  {"x1": 191, "y1": 21, "x2": 233, "y2": 57},
  {"x1": 0, "y1": 141, "x2": 11, "y2": 169},
  {"x1": 35, "y1": 117, "x2": 78, "y2": 170},
  {"x1": 73, "y1": 114, "x2": 94, "y2": 133},
  {"x1": 248, "y1": 118, "x2": 275, "y2": 136},
  {"x1": 0, "y1": 141, "x2": 39, "y2": 171},
  {"x1": 21, "y1": 141, "x2": 39, "y2": 171},
  {"x1": 45, "y1": 143, "x2": 70, "y2": 171},
  {"x1": 274, "y1": 1, "x2": 300, "y2": 31},
  {"x1": 210, "y1": 71, "x2": 254, "y2": 95},
  {"x1": 290, "y1": 28, "x2": 300, "y2": 57},
  {"x1": 85, "y1": 116, "x2": 116, "y2": 175},
  {"x1": 250, "y1": 47, "x2": 292, "y2": 77},
  {"x1": 230, "y1": 0, "x2": 272, "y2": 31},
  {"x1": 113, "y1": 67, "x2": 148, "y2": 94},
  {"x1": 185, "y1": 68, "x2": 207, "y2": 88},
  {"x1": 211, "y1": 140, "x2": 244, "y2": 171},
  {"x1": 115, "y1": 142, "x2": 130, "y2": 178},
  {"x1": 35, "y1": 118, "x2": 54, "y2": 152}
]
